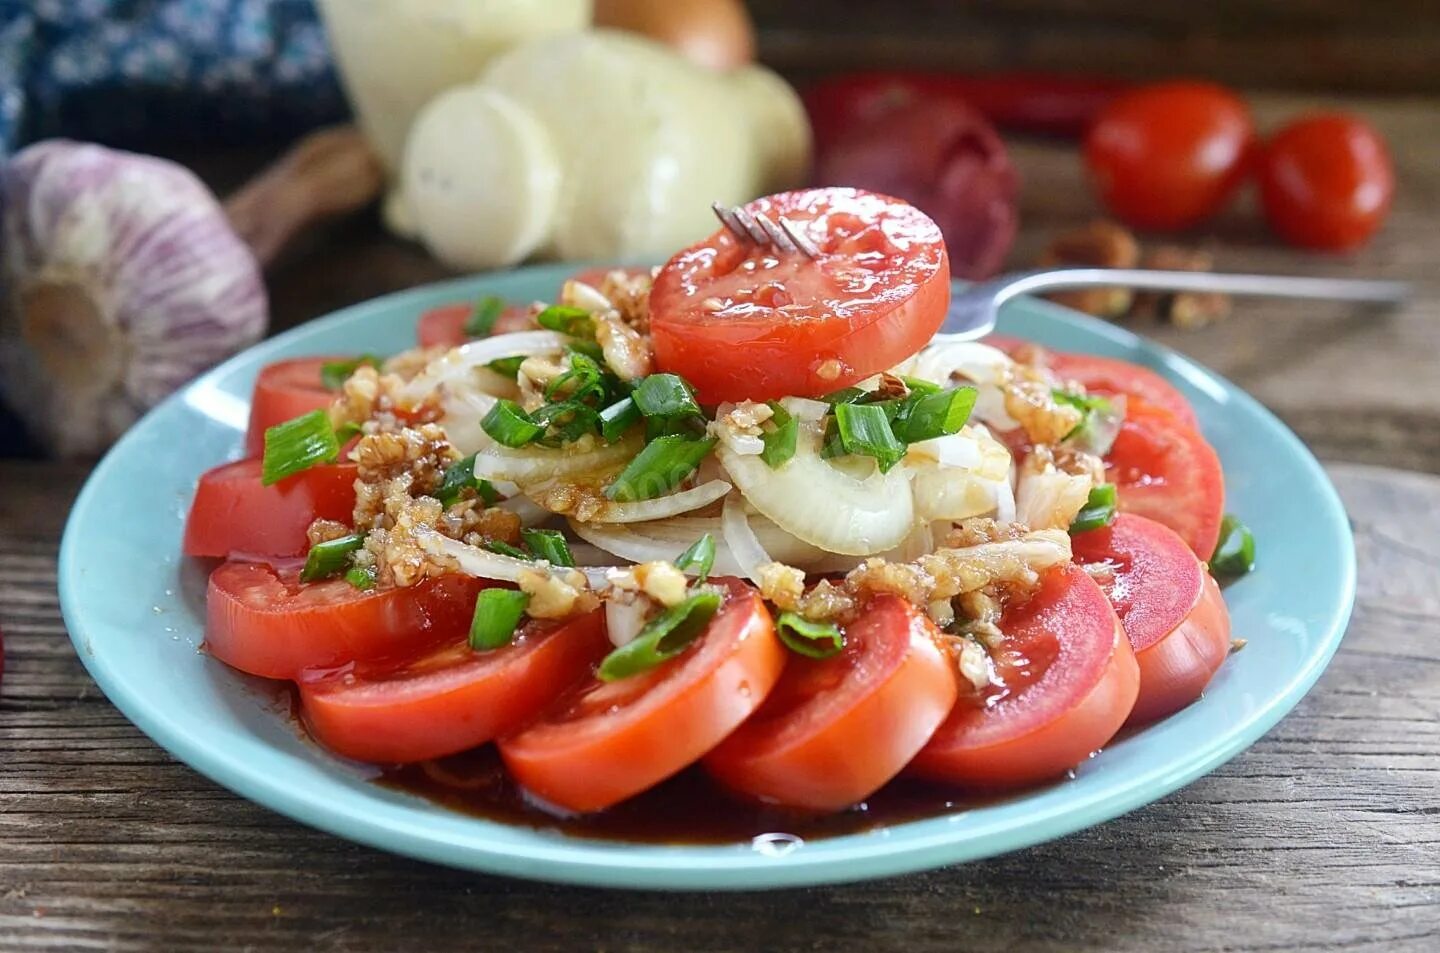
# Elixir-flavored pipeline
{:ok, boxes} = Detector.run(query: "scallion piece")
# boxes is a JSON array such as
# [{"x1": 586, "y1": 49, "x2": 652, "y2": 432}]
[
  {"x1": 536, "y1": 304, "x2": 595, "y2": 338},
  {"x1": 892, "y1": 386, "x2": 978, "y2": 443},
  {"x1": 487, "y1": 355, "x2": 525, "y2": 379},
  {"x1": 469, "y1": 588, "x2": 530, "y2": 651},
  {"x1": 899, "y1": 376, "x2": 941, "y2": 396},
  {"x1": 597, "y1": 590, "x2": 721, "y2": 681},
  {"x1": 485, "y1": 540, "x2": 532, "y2": 560},
  {"x1": 775, "y1": 611, "x2": 844, "y2": 659},
  {"x1": 632, "y1": 373, "x2": 701, "y2": 421},
  {"x1": 262, "y1": 410, "x2": 341, "y2": 485},
  {"x1": 531, "y1": 400, "x2": 600, "y2": 445},
  {"x1": 599, "y1": 396, "x2": 641, "y2": 442},
  {"x1": 1069, "y1": 483, "x2": 1118, "y2": 534},
  {"x1": 320, "y1": 354, "x2": 381, "y2": 390},
  {"x1": 674, "y1": 533, "x2": 716, "y2": 582},
  {"x1": 300, "y1": 533, "x2": 365, "y2": 583},
  {"x1": 520, "y1": 528, "x2": 574, "y2": 567},
  {"x1": 822, "y1": 386, "x2": 868, "y2": 405},
  {"x1": 463, "y1": 295, "x2": 506, "y2": 337},
  {"x1": 760, "y1": 401, "x2": 798, "y2": 469},
  {"x1": 334, "y1": 421, "x2": 363, "y2": 444},
  {"x1": 604, "y1": 435, "x2": 716, "y2": 502},
  {"x1": 344, "y1": 566, "x2": 377, "y2": 590},
  {"x1": 546, "y1": 352, "x2": 608, "y2": 403},
  {"x1": 434, "y1": 454, "x2": 500, "y2": 508},
  {"x1": 481, "y1": 400, "x2": 544, "y2": 448},
  {"x1": 834, "y1": 402, "x2": 906, "y2": 472},
  {"x1": 1209, "y1": 514, "x2": 1256, "y2": 577}
]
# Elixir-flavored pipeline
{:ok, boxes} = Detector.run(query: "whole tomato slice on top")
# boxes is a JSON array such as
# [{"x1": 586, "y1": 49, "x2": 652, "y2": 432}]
[{"x1": 650, "y1": 188, "x2": 950, "y2": 404}]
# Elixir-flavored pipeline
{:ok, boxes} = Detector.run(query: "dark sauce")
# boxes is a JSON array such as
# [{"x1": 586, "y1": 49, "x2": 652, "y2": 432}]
[{"x1": 380, "y1": 746, "x2": 1014, "y2": 845}]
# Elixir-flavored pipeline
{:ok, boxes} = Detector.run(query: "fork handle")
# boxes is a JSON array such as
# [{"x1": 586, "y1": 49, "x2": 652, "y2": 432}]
[{"x1": 996, "y1": 268, "x2": 1411, "y2": 306}]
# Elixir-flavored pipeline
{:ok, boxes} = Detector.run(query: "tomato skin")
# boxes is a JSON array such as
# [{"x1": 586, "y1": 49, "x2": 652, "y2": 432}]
[
  {"x1": 1258, "y1": 113, "x2": 1394, "y2": 252},
  {"x1": 650, "y1": 188, "x2": 950, "y2": 404},
  {"x1": 1047, "y1": 353, "x2": 1198, "y2": 430},
  {"x1": 1072, "y1": 514, "x2": 1232, "y2": 725},
  {"x1": 205, "y1": 561, "x2": 484, "y2": 680},
  {"x1": 1085, "y1": 81, "x2": 1254, "y2": 231},
  {"x1": 1106, "y1": 399, "x2": 1225, "y2": 559},
  {"x1": 183, "y1": 459, "x2": 357, "y2": 559},
  {"x1": 498, "y1": 581, "x2": 785, "y2": 813},
  {"x1": 299, "y1": 609, "x2": 609, "y2": 763},
  {"x1": 416, "y1": 302, "x2": 536, "y2": 349},
  {"x1": 245, "y1": 357, "x2": 343, "y2": 457},
  {"x1": 910, "y1": 565, "x2": 1138, "y2": 789},
  {"x1": 704, "y1": 596, "x2": 957, "y2": 812}
]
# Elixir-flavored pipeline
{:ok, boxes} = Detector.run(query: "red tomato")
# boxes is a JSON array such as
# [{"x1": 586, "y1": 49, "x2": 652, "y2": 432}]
[
  {"x1": 498, "y1": 581, "x2": 785, "y2": 813},
  {"x1": 704, "y1": 596, "x2": 957, "y2": 812},
  {"x1": 416, "y1": 302, "x2": 536, "y2": 349},
  {"x1": 650, "y1": 188, "x2": 950, "y2": 403},
  {"x1": 1106, "y1": 399, "x2": 1225, "y2": 559},
  {"x1": 1257, "y1": 113, "x2": 1394, "y2": 252},
  {"x1": 910, "y1": 565, "x2": 1138, "y2": 789},
  {"x1": 244, "y1": 357, "x2": 342, "y2": 456},
  {"x1": 205, "y1": 561, "x2": 483, "y2": 680},
  {"x1": 1072, "y1": 514, "x2": 1232, "y2": 725},
  {"x1": 1085, "y1": 81, "x2": 1254, "y2": 231},
  {"x1": 183, "y1": 459, "x2": 357, "y2": 559},
  {"x1": 299, "y1": 609, "x2": 610, "y2": 763}
]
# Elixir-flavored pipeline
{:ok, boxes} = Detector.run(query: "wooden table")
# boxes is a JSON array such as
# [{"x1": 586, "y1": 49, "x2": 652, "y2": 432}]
[{"x1": 3, "y1": 92, "x2": 1438, "y2": 951}]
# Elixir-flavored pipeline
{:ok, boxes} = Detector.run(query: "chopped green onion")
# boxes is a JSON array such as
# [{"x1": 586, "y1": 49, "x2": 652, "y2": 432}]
[
  {"x1": 1069, "y1": 483, "x2": 1118, "y2": 534},
  {"x1": 645, "y1": 414, "x2": 706, "y2": 441},
  {"x1": 262, "y1": 410, "x2": 341, "y2": 485},
  {"x1": 344, "y1": 566, "x2": 377, "y2": 591},
  {"x1": 485, "y1": 539, "x2": 532, "y2": 560},
  {"x1": 819, "y1": 416, "x2": 846, "y2": 459},
  {"x1": 604, "y1": 435, "x2": 716, "y2": 502},
  {"x1": 899, "y1": 376, "x2": 941, "y2": 396},
  {"x1": 320, "y1": 354, "x2": 381, "y2": 390},
  {"x1": 775, "y1": 611, "x2": 845, "y2": 659},
  {"x1": 434, "y1": 455, "x2": 500, "y2": 508},
  {"x1": 632, "y1": 373, "x2": 701, "y2": 421},
  {"x1": 567, "y1": 338, "x2": 605, "y2": 363},
  {"x1": 674, "y1": 533, "x2": 716, "y2": 582},
  {"x1": 487, "y1": 355, "x2": 525, "y2": 379},
  {"x1": 822, "y1": 385, "x2": 868, "y2": 405},
  {"x1": 599, "y1": 396, "x2": 641, "y2": 442},
  {"x1": 469, "y1": 588, "x2": 530, "y2": 651},
  {"x1": 597, "y1": 590, "x2": 721, "y2": 681},
  {"x1": 300, "y1": 533, "x2": 365, "y2": 583},
  {"x1": 520, "y1": 528, "x2": 574, "y2": 567},
  {"x1": 536, "y1": 304, "x2": 595, "y2": 337},
  {"x1": 1054, "y1": 389, "x2": 1122, "y2": 455},
  {"x1": 892, "y1": 386, "x2": 978, "y2": 443},
  {"x1": 546, "y1": 352, "x2": 608, "y2": 404},
  {"x1": 833, "y1": 402, "x2": 906, "y2": 472},
  {"x1": 463, "y1": 295, "x2": 506, "y2": 337},
  {"x1": 334, "y1": 421, "x2": 363, "y2": 444},
  {"x1": 532, "y1": 400, "x2": 601, "y2": 446},
  {"x1": 1209, "y1": 514, "x2": 1256, "y2": 577},
  {"x1": 760, "y1": 401, "x2": 798, "y2": 469},
  {"x1": 481, "y1": 400, "x2": 544, "y2": 448}
]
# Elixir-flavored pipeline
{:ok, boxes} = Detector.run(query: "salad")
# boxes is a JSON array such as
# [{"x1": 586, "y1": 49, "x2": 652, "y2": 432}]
[{"x1": 183, "y1": 188, "x2": 1255, "y2": 819}]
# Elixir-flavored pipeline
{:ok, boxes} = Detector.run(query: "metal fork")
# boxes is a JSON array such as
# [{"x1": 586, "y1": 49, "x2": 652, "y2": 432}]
[{"x1": 710, "y1": 203, "x2": 1410, "y2": 340}]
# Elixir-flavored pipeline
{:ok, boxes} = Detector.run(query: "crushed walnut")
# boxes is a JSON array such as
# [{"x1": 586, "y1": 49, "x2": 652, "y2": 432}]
[
  {"x1": 593, "y1": 310, "x2": 654, "y2": 381},
  {"x1": 1134, "y1": 246, "x2": 1232, "y2": 328},
  {"x1": 1037, "y1": 219, "x2": 1140, "y2": 318},
  {"x1": 518, "y1": 567, "x2": 599, "y2": 619},
  {"x1": 1002, "y1": 377, "x2": 1084, "y2": 446}
]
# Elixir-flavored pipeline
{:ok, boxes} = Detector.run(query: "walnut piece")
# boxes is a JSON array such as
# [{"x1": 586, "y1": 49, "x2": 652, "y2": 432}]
[
  {"x1": 1134, "y1": 246, "x2": 1232, "y2": 329},
  {"x1": 1037, "y1": 220, "x2": 1140, "y2": 318}
]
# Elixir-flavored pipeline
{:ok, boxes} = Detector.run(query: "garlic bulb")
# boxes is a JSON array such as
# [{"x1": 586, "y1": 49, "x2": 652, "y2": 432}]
[{"x1": 0, "y1": 141, "x2": 267, "y2": 456}]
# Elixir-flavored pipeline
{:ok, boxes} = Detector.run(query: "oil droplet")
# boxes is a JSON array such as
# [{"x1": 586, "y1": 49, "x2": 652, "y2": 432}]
[
  {"x1": 737, "y1": 680, "x2": 751, "y2": 698},
  {"x1": 751, "y1": 832, "x2": 803, "y2": 857}
]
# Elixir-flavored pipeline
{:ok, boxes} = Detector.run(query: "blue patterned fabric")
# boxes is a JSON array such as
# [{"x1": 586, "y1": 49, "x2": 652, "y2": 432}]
[{"x1": 0, "y1": 0, "x2": 347, "y2": 155}]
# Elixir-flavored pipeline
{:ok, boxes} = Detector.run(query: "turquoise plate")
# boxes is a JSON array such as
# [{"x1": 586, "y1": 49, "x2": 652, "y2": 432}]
[{"x1": 59, "y1": 265, "x2": 1355, "y2": 889}]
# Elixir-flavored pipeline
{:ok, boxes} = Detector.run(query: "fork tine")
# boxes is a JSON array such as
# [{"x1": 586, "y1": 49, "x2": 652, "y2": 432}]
[
  {"x1": 711, "y1": 201, "x2": 750, "y2": 243},
  {"x1": 778, "y1": 216, "x2": 821, "y2": 258},
  {"x1": 753, "y1": 213, "x2": 796, "y2": 253},
  {"x1": 731, "y1": 207, "x2": 772, "y2": 245}
]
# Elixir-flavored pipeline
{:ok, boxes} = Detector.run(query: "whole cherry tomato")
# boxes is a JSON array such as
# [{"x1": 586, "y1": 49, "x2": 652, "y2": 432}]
[
  {"x1": 1257, "y1": 113, "x2": 1394, "y2": 251},
  {"x1": 1084, "y1": 81, "x2": 1254, "y2": 231}
]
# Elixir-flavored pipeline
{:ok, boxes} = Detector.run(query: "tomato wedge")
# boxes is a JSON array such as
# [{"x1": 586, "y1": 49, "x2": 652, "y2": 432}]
[
  {"x1": 1072, "y1": 514, "x2": 1231, "y2": 725},
  {"x1": 183, "y1": 459, "x2": 357, "y2": 559},
  {"x1": 704, "y1": 596, "x2": 957, "y2": 811},
  {"x1": 650, "y1": 187, "x2": 950, "y2": 403},
  {"x1": 1107, "y1": 399, "x2": 1225, "y2": 558},
  {"x1": 299, "y1": 609, "x2": 609, "y2": 763},
  {"x1": 205, "y1": 561, "x2": 484, "y2": 680},
  {"x1": 244, "y1": 357, "x2": 343, "y2": 456},
  {"x1": 498, "y1": 581, "x2": 785, "y2": 813},
  {"x1": 910, "y1": 564, "x2": 1138, "y2": 789},
  {"x1": 416, "y1": 302, "x2": 536, "y2": 349}
]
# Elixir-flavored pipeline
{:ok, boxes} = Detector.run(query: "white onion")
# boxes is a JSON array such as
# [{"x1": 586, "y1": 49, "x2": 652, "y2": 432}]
[
  {"x1": 605, "y1": 597, "x2": 650, "y2": 648},
  {"x1": 908, "y1": 431, "x2": 983, "y2": 469},
  {"x1": 468, "y1": 431, "x2": 643, "y2": 483},
  {"x1": 896, "y1": 341, "x2": 1019, "y2": 430},
  {"x1": 496, "y1": 493, "x2": 551, "y2": 526},
  {"x1": 994, "y1": 475, "x2": 1017, "y2": 523},
  {"x1": 909, "y1": 426, "x2": 1013, "y2": 524},
  {"x1": 569, "y1": 514, "x2": 831, "y2": 575},
  {"x1": 402, "y1": 330, "x2": 569, "y2": 403},
  {"x1": 1016, "y1": 466, "x2": 1094, "y2": 531},
  {"x1": 778, "y1": 396, "x2": 829, "y2": 422},
  {"x1": 564, "y1": 479, "x2": 732, "y2": 524},
  {"x1": 419, "y1": 531, "x2": 614, "y2": 588},
  {"x1": 721, "y1": 492, "x2": 773, "y2": 584},
  {"x1": 561, "y1": 279, "x2": 611, "y2": 313}
]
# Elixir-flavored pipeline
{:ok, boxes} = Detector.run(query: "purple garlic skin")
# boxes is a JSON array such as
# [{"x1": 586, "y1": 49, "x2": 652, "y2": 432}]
[{"x1": 0, "y1": 140, "x2": 267, "y2": 457}]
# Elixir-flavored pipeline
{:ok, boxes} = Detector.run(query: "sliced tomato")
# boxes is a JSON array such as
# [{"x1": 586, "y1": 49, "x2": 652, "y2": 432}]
[
  {"x1": 498, "y1": 580, "x2": 785, "y2": 813},
  {"x1": 704, "y1": 596, "x2": 957, "y2": 812},
  {"x1": 650, "y1": 187, "x2": 950, "y2": 403},
  {"x1": 183, "y1": 459, "x2": 357, "y2": 559},
  {"x1": 299, "y1": 609, "x2": 609, "y2": 763},
  {"x1": 244, "y1": 357, "x2": 343, "y2": 456},
  {"x1": 1107, "y1": 399, "x2": 1225, "y2": 558},
  {"x1": 416, "y1": 302, "x2": 536, "y2": 349},
  {"x1": 1072, "y1": 514, "x2": 1232, "y2": 725},
  {"x1": 205, "y1": 561, "x2": 484, "y2": 680},
  {"x1": 910, "y1": 564, "x2": 1138, "y2": 789}
]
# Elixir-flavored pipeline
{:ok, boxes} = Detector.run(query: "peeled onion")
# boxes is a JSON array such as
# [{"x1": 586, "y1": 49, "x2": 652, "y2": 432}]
[
  {"x1": 468, "y1": 431, "x2": 644, "y2": 484},
  {"x1": 721, "y1": 492, "x2": 772, "y2": 584},
  {"x1": 569, "y1": 513, "x2": 831, "y2": 575},
  {"x1": 897, "y1": 341, "x2": 1018, "y2": 430},
  {"x1": 559, "y1": 478, "x2": 733, "y2": 524}
]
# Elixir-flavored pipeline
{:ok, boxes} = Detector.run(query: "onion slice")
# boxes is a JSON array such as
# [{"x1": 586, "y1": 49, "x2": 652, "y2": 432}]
[
  {"x1": 468, "y1": 431, "x2": 643, "y2": 484},
  {"x1": 418, "y1": 531, "x2": 613, "y2": 588},
  {"x1": 569, "y1": 514, "x2": 831, "y2": 576},
  {"x1": 721, "y1": 492, "x2": 772, "y2": 585},
  {"x1": 402, "y1": 330, "x2": 570, "y2": 403}
]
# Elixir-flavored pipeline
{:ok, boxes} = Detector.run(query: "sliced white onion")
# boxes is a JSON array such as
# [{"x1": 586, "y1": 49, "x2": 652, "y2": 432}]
[
  {"x1": 403, "y1": 330, "x2": 570, "y2": 403},
  {"x1": 566, "y1": 479, "x2": 732, "y2": 525},
  {"x1": 884, "y1": 521, "x2": 935, "y2": 562},
  {"x1": 910, "y1": 426, "x2": 1014, "y2": 523},
  {"x1": 908, "y1": 431, "x2": 982, "y2": 469},
  {"x1": 896, "y1": 341, "x2": 1019, "y2": 430},
  {"x1": 605, "y1": 597, "x2": 650, "y2": 648},
  {"x1": 721, "y1": 492, "x2": 773, "y2": 584},
  {"x1": 496, "y1": 493, "x2": 551, "y2": 526},
  {"x1": 419, "y1": 530, "x2": 616, "y2": 588},
  {"x1": 561, "y1": 279, "x2": 611, "y2": 313},
  {"x1": 778, "y1": 396, "x2": 829, "y2": 422},
  {"x1": 569, "y1": 514, "x2": 830, "y2": 576},
  {"x1": 1016, "y1": 466, "x2": 1094, "y2": 532},
  {"x1": 993, "y1": 475, "x2": 1017, "y2": 523},
  {"x1": 468, "y1": 431, "x2": 643, "y2": 483}
]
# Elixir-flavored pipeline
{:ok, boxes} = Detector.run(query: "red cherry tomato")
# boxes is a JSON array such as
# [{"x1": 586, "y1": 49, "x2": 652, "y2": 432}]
[
  {"x1": 205, "y1": 561, "x2": 483, "y2": 680},
  {"x1": 499, "y1": 581, "x2": 785, "y2": 813},
  {"x1": 1257, "y1": 113, "x2": 1394, "y2": 252},
  {"x1": 1106, "y1": 399, "x2": 1225, "y2": 559},
  {"x1": 245, "y1": 357, "x2": 343, "y2": 456},
  {"x1": 650, "y1": 187, "x2": 950, "y2": 404},
  {"x1": 416, "y1": 302, "x2": 536, "y2": 349},
  {"x1": 299, "y1": 609, "x2": 610, "y2": 763},
  {"x1": 1072, "y1": 514, "x2": 1232, "y2": 724},
  {"x1": 705, "y1": 595, "x2": 957, "y2": 811},
  {"x1": 183, "y1": 459, "x2": 357, "y2": 559},
  {"x1": 910, "y1": 565, "x2": 1138, "y2": 789},
  {"x1": 1085, "y1": 81, "x2": 1254, "y2": 231}
]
